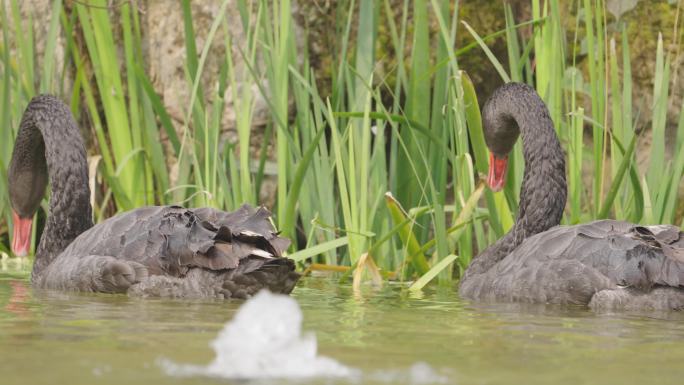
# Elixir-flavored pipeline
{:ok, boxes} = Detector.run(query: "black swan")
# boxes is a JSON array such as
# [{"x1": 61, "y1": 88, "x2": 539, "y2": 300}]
[
  {"x1": 8, "y1": 95, "x2": 299, "y2": 298},
  {"x1": 459, "y1": 83, "x2": 684, "y2": 310}
]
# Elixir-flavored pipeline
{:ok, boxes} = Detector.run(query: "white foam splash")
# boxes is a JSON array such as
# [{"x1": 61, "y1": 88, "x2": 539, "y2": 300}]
[
  {"x1": 160, "y1": 290, "x2": 355, "y2": 380},
  {"x1": 159, "y1": 290, "x2": 450, "y2": 383}
]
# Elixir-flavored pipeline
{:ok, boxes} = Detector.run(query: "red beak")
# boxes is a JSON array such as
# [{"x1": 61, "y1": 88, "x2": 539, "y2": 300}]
[
  {"x1": 487, "y1": 153, "x2": 508, "y2": 192},
  {"x1": 11, "y1": 210, "x2": 33, "y2": 257}
]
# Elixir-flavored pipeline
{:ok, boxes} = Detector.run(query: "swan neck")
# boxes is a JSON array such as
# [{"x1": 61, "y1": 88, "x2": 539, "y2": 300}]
[
  {"x1": 514, "y1": 94, "x2": 567, "y2": 239},
  {"x1": 462, "y1": 84, "x2": 566, "y2": 278},
  {"x1": 11, "y1": 96, "x2": 93, "y2": 277}
]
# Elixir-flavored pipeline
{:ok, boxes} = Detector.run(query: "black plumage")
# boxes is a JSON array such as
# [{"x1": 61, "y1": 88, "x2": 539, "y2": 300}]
[
  {"x1": 9, "y1": 95, "x2": 299, "y2": 298},
  {"x1": 459, "y1": 83, "x2": 684, "y2": 310}
]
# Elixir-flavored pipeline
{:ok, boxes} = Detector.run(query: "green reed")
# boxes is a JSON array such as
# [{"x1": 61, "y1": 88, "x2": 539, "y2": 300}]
[{"x1": 1, "y1": 0, "x2": 683, "y2": 290}]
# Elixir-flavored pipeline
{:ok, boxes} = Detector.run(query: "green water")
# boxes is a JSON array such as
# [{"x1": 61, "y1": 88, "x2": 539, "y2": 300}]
[{"x1": 1, "y1": 258, "x2": 684, "y2": 385}]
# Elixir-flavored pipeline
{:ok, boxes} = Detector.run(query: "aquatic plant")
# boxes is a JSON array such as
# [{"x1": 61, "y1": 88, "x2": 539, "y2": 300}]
[{"x1": 1, "y1": 0, "x2": 683, "y2": 289}]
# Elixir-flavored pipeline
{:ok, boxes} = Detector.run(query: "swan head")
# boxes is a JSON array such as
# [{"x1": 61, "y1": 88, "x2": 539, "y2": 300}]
[
  {"x1": 8, "y1": 130, "x2": 48, "y2": 257},
  {"x1": 481, "y1": 84, "x2": 523, "y2": 192}
]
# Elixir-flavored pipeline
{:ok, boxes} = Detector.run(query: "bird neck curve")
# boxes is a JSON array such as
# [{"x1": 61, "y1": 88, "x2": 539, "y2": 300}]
[
  {"x1": 10, "y1": 95, "x2": 93, "y2": 277},
  {"x1": 464, "y1": 83, "x2": 567, "y2": 277}
]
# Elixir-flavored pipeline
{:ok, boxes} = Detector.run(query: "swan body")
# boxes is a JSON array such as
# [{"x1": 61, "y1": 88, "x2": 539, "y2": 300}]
[
  {"x1": 459, "y1": 83, "x2": 684, "y2": 310},
  {"x1": 9, "y1": 95, "x2": 299, "y2": 298}
]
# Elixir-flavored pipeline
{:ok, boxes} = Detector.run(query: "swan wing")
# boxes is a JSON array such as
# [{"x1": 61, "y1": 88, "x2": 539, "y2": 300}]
[
  {"x1": 59, "y1": 205, "x2": 291, "y2": 277},
  {"x1": 495, "y1": 220, "x2": 684, "y2": 289}
]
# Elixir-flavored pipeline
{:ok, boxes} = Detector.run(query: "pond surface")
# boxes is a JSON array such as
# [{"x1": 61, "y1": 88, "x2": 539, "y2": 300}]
[{"x1": 1, "y1": 257, "x2": 684, "y2": 385}]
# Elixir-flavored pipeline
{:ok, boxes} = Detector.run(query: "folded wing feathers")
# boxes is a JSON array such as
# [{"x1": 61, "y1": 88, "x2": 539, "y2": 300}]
[
  {"x1": 168, "y1": 205, "x2": 290, "y2": 274},
  {"x1": 499, "y1": 220, "x2": 684, "y2": 291},
  {"x1": 630, "y1": 225, "x2": 684, "y2": 263}
]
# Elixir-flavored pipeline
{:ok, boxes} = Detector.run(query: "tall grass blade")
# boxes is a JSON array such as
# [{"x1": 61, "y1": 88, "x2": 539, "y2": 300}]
[
  {"x1": 409, "y1": 254, "x2": 458, "y2": 292},
  {"x1": 385, "y1": 192, "x2": 429, "y2": 276}
]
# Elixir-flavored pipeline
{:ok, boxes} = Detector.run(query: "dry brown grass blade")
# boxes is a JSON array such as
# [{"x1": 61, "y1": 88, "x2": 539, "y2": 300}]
[{"x1": 352, "y1": 253, "x2": 383, "y2": 293}]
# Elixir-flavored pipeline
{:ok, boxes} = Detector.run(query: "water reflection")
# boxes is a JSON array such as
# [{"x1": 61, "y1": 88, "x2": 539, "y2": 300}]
[
  {"x1": 0, "y1": 265, "x2": 683, "y2": 385},
  {"x1": 3, "y1": 280, "x2": 28, "y2": 315}
]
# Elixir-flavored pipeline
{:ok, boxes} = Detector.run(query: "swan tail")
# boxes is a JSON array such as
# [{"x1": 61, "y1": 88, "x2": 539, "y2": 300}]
[{"x1": 222, "y1": 257, "x2": 300, "y2": 298}]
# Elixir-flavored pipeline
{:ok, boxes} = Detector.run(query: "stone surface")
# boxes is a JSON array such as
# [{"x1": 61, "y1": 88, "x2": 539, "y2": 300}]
[
  {"x1": 3, "y1": 0, "x2": 69, "y2": 93},
  {"x1": 143, "y1": 1, "x2": 271, "y2": 134}
]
